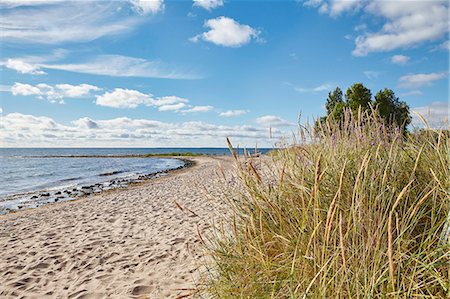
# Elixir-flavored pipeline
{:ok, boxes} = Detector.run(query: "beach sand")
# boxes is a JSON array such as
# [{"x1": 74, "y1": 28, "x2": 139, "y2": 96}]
[{"x1": 0, "y1": 156, "x2": 234, "y2": 299}]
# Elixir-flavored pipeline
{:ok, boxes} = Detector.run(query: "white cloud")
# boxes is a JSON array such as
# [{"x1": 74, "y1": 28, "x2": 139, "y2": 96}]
[
  {"x1": 363, "y1": 70, "x2": 379, "y2": 79},
  {"x1": 353, "y1": 1, "x2": 449, "y2": 56},
  {"x1": 0, "y1": 85, "x2": 11, "y2": 92},
  {"x1": 291, "y1": 82, "x2": 332, "y2": 93},
  {"x1": 0, "y1": 1, "x2": 59, "y2": 8},
  {"x1": 39, "y1": 55, "x2": 200, "y2": 79},
  {"x1": 390, "y1": 55, "x2": 410, "y2": 65},
  {"x1": 153, "y1": 96, "x2": 189, "y2": 106},
  {"x1": 0, "y1": 107, "x2": 3, "y2": 114},
  {"x1": 182, "y1": 105, "x2": 214, "y2": 113},
  {"x1": 219, "y1": 109, "x2": 249, "y2": 117},
  {"x1": 411, "y1": 102, "x2": 449, "y2": 128},
  {"x1": 190, "y1": 16, "x2": 260, "y2": 47},
  {"x1": 255, "y1": 115, "x2": 293, "y2": 127},
  {"x1": 0, "y1": 113, "x2": 286, "y2": 147},
  {"x1": 55, "y1": 84, "x2": 101, "y2": 97},
  {"x1": 304, "y1": 0, "x2": 362, "y2": 16},
  {"x1": 193, "y1": 0, "x2": 223, "y2": 11},
  {"x1": 11, "y1": 82, "x2": 100, "y2": 103},
  {"x1": 328, "y1": 0, "x2": 361, "y2": 16},
  {"x1": 11, "y1": 83, "x2": 42, "y2": 96},
  {"x1": 158, "y1": 102, "x2": 187, "y2": 111},
  {"x1": 437, "y1": 40, "x2": 450, "y2": 51},
  {"x1": 129, "y1": 0, "x2": 164, "y2": 15},
  {"x1": 398, "y1": 72, "x2": 447, "y2": 88},
  {"x1": 96, "y1": 88, "x2": 154, "y2": 109},
  {"x1": 3, "y1": 58, "x2": 46, "y2": 74},
  {"x1": 305, "y1": 1, "x2": 449, "y2": 56},
  {"x1": 0, "y1": 2, "x2": 144, "y2": 44},
  {"x1": 72, "y1": 117, "x2": 98, "y2": 129},
  {"x1": 9, "y1": 84, "x2": 214, "y2": 113},
  {"x1": 400, "y1": 90, "x2": 423, "y2": 97}
]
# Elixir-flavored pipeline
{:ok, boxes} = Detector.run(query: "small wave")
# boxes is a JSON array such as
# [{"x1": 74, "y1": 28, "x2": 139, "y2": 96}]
[
  {"x1": 58, "y1": 176, "x2": 83, "y2": 182},
  {"x1": 98, "y1": 170, "x2": 126, "y2": 176}
]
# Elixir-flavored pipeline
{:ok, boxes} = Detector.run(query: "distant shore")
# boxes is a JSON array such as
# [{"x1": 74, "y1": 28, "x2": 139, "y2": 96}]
[
  {"x1": 28, "y1": 152, "x2": 208, "y2": 158},
  {"x1": 0, "y1": 156, "x2": 196, "y2": 214}
]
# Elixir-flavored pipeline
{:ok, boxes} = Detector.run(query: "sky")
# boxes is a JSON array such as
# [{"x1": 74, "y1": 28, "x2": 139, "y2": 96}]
[{"x1": 0, "y1": 0, "x2": 448, "y2": 148}]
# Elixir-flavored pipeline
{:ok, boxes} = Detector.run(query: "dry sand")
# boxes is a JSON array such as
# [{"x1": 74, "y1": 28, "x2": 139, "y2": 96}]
[{"x1": 0, "y1": 156, "x2": 234, "y2": 299}]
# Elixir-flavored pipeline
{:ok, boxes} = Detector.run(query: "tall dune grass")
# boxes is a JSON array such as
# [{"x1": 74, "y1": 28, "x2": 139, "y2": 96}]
[{"x1": 206, "y1": 110, "x2": 449, "y2": 297}]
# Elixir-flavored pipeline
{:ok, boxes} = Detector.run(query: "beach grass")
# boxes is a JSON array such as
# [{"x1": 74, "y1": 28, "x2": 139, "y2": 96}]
[{"x1": 205, "y1": 109, "x2": 449, "y2": 297}]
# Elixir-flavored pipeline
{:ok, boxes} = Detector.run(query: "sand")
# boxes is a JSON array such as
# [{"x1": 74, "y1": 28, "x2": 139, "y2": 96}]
[{"x1": 0, "y1": 156, "x2": 234, "y2": 299}]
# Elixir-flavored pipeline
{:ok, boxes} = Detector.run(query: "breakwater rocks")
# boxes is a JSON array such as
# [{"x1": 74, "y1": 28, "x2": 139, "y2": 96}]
[{"x1": 0, "y1": 159, "x2": 194, "y2": 214}]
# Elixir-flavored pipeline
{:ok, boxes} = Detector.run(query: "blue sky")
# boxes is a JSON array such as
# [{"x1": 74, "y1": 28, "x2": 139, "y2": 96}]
[{"x1": 0, "y1": 0, "x2": 448, "y2": 147}]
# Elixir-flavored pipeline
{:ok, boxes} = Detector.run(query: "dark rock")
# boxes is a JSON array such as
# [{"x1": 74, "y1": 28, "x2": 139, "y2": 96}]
[
  {"x1": 31, "y1": 195, "x2": 38, "y2": 199},
  {"x1": 55, "y1": 191, "x2": 61, "y2": 195},
  {"x1": 41, "y1": 193, "x2": 50, "y2": 197}
]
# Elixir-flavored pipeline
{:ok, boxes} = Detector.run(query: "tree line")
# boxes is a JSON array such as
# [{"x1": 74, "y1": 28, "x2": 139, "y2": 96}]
[{"x1": 321, "y1": 83, "x2": 411, "y2": 130}]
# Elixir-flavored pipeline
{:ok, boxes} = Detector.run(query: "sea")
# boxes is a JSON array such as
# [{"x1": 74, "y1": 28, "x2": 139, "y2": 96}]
[{"x1": 0, "y1": 148, "x2": 269, "y2": 213}]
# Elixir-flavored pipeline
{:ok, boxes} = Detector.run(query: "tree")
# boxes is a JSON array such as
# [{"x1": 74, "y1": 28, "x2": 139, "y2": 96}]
[
  {"x1": 325, "y1": 87, "x2": 343, "y2": 115},
  {"x1": 374, "y1": 88, "x2": 411, "y2": 129},
  {"x1": 345, "y1": 83, "x2": 372, "y2": 113},
  {"x1": 319, "y1": 84, "x2": 411, "y2": 131}
]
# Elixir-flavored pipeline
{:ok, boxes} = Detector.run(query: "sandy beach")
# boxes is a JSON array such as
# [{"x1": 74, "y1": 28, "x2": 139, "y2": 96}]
[{"x1": 0, "y1": 156, "x2": 234, "y2": 299}]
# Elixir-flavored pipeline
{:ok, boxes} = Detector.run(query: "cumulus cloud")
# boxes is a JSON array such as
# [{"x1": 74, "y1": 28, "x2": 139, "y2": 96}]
[
  {"x1": 3, "y1": 58, "x2": 46, "y2": 74},
  {"x1": 129, "y1": 0, "x2": 164, "y2": 15},
  {"x1": 9, "y1": 83, "x2": 215, "y2": 113},
  {"x1": 411, "y1": 102, "x2": 449, "y2": 128},
  {"x1": 193, "y1": 0, "x2": 223, "y2": 11},
  {"x1": 304, "y1": 0, "x2": 362, "y2": 16},
  {"x1": 353, "y1": 1, "x2": 449, "y2": 56},
  {"x1": 391, "y1": 55, "x2": 410, "y2": 65},
  {"x1": 255, "y1": 115, "x2": 293, "y2": 127},
  {"x1": 11, "y1": 82, "x2": 100, "y2": 103},
  {"x1": 190, "y1": 16, "x2": 260, "y2": 47},
  {"x1": 72, "y1": 117, "x2": 98, "y2": 129},
  {"x1": 95, "y1": 91, "x2": 214, "y2": 113},
  {"x1": 0, "y1": 113, "x2": 285, "y2": 147},
  {"x1": 398, "y1": 72, "x2": 447, "y2": 89},
  {"x1": 96, "y1": 88, "x2": 153, "y2": 109},
  {"x1": 305, "y1": 0, "x2": 449, "y2": 56},
  {"x1": 219, "y1": 109, "x2": 249, "y2": 117}
]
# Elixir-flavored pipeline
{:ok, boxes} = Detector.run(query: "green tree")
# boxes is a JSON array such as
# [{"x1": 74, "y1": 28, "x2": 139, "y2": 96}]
[
  {"x1": 345, "y1": 83, "x2": 372, "y2": 112},
  {"x1": 325, "y1": 87, "x2": 344, "y2": 115},
  {"x1": 374, "y1": 88, "x2": 411, "y2": 129}
]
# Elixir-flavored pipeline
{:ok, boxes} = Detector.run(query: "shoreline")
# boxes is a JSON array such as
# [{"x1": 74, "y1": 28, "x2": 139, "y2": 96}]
[
  {"x1": 0, "y1": 156, "x2": 197, "y2": 215},
  {"x1": 0, "y1": 156, "x2": 234, "y2": 298}
]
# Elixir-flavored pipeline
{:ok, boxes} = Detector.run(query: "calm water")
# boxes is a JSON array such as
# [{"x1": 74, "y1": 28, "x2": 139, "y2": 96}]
[{"x1": 0, "y1": 148, "x2": 269, "y2": 198}]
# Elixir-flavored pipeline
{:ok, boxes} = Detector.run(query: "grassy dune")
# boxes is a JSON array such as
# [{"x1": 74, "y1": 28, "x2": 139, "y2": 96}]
[{"x1": 206, "y1": 110, "x2": 449, "y2": 297}]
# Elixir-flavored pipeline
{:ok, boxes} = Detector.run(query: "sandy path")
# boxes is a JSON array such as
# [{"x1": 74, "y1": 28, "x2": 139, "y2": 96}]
[{"x1": 0, "y1": 156, "x2": 234, "y2": 299}]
